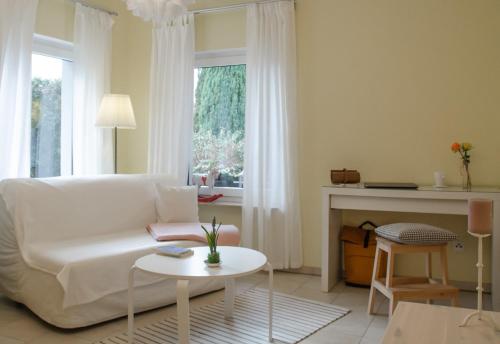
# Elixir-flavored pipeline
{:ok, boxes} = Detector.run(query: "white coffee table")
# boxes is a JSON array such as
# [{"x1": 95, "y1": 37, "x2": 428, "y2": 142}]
[{"x1": 127, "y1": 246, "x2": 273, "y2": 344}]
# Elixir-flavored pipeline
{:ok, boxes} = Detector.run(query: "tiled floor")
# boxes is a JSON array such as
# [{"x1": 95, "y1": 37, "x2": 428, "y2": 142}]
[{"x1": 0, "y1": 272, "x2": 491, "y2": 344}]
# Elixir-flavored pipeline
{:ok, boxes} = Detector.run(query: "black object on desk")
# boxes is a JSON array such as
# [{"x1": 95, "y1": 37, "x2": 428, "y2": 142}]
[{"x1": 364, "y1": 182, "x2": 418, "y2": 190}]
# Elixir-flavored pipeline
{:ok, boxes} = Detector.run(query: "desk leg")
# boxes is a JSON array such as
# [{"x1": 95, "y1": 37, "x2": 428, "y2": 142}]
[
  {"x1": 322, "y1": 189, "x2": 342, "y2": 292},
  {"x1": 224, "y1": 278, "x2": 235, "y2": 319},
  {"x1": 177, "y1": 280, "x2": 190, "y2": 344},
  {"x1": 493, "y1": 201, "x2": 500, "y2": 311},
  {"x1": 267, "y1": 262, "x2": 273, "y2": 343},
  {"x1": 127, "y1": 266, "x2": 136, "y2": 344}
]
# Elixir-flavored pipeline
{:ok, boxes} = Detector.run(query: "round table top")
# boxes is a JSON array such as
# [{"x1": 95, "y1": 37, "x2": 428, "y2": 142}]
[{"x1": 134, "y1": 246, "x2": 268, "y2": 280}]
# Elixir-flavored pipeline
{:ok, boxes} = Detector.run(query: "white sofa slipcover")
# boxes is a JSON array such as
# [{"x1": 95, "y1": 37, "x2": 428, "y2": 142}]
[{"x1": 0, "y1": 174, "x2": 225, "y2": 328}]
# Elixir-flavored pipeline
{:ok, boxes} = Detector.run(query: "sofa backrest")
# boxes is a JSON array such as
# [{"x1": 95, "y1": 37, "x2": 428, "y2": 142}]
[{"x1": 0, "y1": 174, "x2": 179, "y2": 244}]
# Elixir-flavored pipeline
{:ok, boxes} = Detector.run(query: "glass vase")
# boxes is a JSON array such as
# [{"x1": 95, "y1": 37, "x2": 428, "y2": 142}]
[{"x1": 461, "y1": 162, "x2": 472, "y2": 191}]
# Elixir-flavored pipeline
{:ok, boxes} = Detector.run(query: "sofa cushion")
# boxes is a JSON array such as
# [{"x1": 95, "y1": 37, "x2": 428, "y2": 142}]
[
  {"x1": 155, "y1": 185, "x2": 199, "y2": 223},
  {"x1": 147, "y1": 222, "x2": 240, "y2": 245},
  {"x1": 375, "y1": 223, "x2": 457, "y2": 245}
]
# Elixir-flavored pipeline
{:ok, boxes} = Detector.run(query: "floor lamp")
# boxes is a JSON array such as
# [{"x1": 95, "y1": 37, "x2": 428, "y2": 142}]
[
  {"x1": 460, "y1": 199, "x2": 499, "y2": 330},
  {"x1": 96, "y1": 94, "x2": 136, "y2": 174}
]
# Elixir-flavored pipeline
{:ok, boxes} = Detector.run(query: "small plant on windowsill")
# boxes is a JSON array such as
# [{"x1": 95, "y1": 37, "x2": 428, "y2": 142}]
[{"x1": 202, "y1": 216, "x2": 221, "y2": 267}]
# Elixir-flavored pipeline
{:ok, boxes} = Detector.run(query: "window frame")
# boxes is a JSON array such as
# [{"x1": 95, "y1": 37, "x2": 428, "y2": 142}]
[
  {"x1": 193, "y1": 48, "x2": 246, "y2": 199},
  {"x1": 32, "y1": 34, "x2": 74, "y2": 177}
]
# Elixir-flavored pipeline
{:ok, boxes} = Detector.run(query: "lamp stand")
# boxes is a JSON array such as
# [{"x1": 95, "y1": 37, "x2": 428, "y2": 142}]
[
  {"x1": 114, "y1": 126, "x2": 118, "y2": 174},
  {"x1": 460, "y1": 231, "x2": 499, "y2": 330}
]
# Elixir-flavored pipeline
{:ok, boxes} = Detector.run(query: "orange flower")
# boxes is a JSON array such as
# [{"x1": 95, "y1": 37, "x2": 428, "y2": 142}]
[{"x1": 451, "y1": 142, "x2": 461, "y2": 152}]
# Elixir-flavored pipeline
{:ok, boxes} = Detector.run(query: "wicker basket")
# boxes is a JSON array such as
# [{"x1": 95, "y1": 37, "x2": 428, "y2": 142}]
[{"x1": 331, "y1": 169, "x2": 360, "y2": 184}]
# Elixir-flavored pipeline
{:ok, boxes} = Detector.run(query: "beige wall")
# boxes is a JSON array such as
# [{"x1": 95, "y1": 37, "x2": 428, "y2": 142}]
[
  {"x1": 35, "y1": 0, "x2": 500, "y2": 283},
  {"x1": 35, "y1": 0, "x2": 74, "y2": 41},
  {"x1": 295, "y1": 0, "x2": 500, "y2": 283}
]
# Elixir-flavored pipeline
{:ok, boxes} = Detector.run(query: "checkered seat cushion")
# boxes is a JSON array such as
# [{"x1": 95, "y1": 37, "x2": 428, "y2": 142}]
[{"x1": 375, "y1": 223, "x2": 457, "y2": 245}]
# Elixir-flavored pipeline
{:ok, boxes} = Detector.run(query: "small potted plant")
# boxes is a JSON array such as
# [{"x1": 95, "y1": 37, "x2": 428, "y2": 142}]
[{"x1": 202, "y1": 216, "x2": 221, "y2": 267}]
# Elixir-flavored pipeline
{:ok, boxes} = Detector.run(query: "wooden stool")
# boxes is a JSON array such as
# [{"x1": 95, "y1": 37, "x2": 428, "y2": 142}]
[{"x1": 368, "y1": 237, "x2": 459, "y2": 317}]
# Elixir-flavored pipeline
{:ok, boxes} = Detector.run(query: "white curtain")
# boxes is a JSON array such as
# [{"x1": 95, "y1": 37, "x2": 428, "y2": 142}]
[
  {"x1": 124, "y1": 0, "x2": 194, "y2": 22},
  {"x1": 147, "y1": 14, "x2": 194, "y2": 184},
  {"x1": 0, "y1": 0, "x2": 38, "y2": 179},
  {"x1": 72, "y1": 3, "x2": 114, "y2": 175},
  {"x1": 242, "y1": 1, "x2": 302, "y2": 269}
]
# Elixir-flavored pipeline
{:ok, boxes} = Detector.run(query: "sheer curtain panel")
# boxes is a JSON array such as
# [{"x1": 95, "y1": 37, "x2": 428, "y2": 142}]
[
  {"x1": 147, "y1": 14, "x2": 194, "y2": 184},
  {"x1": 0, "y1": 0, "x2": 39, "y2": 179},
  {"x1": 124, "y1": 0, "x2": 194, "y2": 22},
  {"x1": 72, "y1": 3, "x2": 114, "y2": 175},
  {"x1": 242, "y1": 1, "x2": 302, "y2": 269}
]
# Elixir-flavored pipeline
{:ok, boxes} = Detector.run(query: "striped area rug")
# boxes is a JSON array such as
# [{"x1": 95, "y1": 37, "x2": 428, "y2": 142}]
[{"x1": 96, "y1": 288, "x2": 350, "y2": 344}]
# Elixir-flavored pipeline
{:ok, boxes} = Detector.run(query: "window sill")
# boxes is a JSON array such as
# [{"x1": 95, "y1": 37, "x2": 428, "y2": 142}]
[
  {"x1": 198, "y1": 196, "x2": 242, "y2": 207},
  {"x1": 198, "y1": 185, "x2": 242, "y2": 197}
]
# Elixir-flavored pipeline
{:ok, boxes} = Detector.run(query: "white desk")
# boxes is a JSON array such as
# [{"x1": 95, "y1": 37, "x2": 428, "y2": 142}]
[{"x1": 321, "y1": 185, "x2": 500, "y2": 311}]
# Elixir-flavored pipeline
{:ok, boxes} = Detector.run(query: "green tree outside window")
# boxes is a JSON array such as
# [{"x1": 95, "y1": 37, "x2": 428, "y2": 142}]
[{"x1": 193, "y1": 65, "x2": 246, "y2": 187}]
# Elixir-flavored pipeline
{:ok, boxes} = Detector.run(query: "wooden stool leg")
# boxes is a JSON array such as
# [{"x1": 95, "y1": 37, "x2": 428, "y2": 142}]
[
  {"x1": 426, "y1": 252, "x2": 432, "y2": 304},
  {"x1": 368, "y1": 245, "x2": 382, "y2": 314},
  {"x1": 378, "y1": 250, "x2": 387, "y2": 278},
  {"x1": 440, "y1": 246, "x2": 449, "y2": 285},
  {"x1": 386, "y1": 249, "x2": 395, "y2": 288},
  {"x1": 426, "y1": 252, "x2": 432, "y2": 280},
  {"x1": 389, "y1": 295, "x2": 398, "y2": 318},
  {"x1": 385, "y1": 248, "x2": 396, "y2": 316},
  {"x1": 451, "y1": 293, "x2": 459, "y2": 307}
]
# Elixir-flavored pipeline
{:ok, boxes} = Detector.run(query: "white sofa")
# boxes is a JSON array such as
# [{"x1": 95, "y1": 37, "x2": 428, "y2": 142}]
[{"x1": 0, "y1": 174, "x2": 225, "y2": 328}]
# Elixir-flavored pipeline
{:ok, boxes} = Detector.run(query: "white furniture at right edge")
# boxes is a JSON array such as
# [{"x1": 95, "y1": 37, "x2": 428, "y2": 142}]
[
  {"x1": 320, "y1": 185, "x2": 500, "y2": 311},
  {"x1": 382, "y1": 302, "x2": 500, "y2": 343}
]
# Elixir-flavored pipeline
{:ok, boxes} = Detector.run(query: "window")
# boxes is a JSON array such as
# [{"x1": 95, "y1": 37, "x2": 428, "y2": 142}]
[
  {"x1": 31, "y1": 34, "x2": 73, "y2": 177},
  {"x1": 192, "y1": 49, "x2": 246, "y2": 197}
]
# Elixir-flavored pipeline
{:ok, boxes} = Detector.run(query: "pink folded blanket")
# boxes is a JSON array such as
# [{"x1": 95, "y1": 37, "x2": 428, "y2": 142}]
[{"x1": 146, "y1": 222, "x2": 240, "y2": 246}]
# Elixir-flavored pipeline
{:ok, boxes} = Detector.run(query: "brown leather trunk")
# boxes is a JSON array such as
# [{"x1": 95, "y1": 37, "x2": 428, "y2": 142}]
[{"x1": 341, "y1": 225, "x2": 386, "y2": 287}]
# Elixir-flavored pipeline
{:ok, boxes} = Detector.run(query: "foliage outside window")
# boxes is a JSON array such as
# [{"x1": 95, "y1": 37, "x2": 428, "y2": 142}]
[
  {"x1": 192, "y1": 64, "x2": 246, "y2": 188},
  {"x1": 31, "y1": 54, "x2": 63, "y2": 178}
]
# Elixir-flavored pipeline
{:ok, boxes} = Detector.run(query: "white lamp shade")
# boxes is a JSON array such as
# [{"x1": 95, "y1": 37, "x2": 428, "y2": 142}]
[{"x1": 96, "y1": 94, "x2": 136, "y2": 129}]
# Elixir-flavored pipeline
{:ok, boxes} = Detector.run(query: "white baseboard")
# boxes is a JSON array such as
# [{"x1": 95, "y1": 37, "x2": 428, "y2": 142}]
[
  {"x1": 279, "y1": 266, "x2": 321, "y2": 276},
  {"x1": 277, "y1": 266, "x2": 491, "y2": 293}
]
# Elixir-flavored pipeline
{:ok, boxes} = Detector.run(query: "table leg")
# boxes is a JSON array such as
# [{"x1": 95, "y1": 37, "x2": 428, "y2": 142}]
[
  {"x1": 127, "y1": 266, "x2": 136, "y2": 344},
  {"x1": 177, "y1": 280, "x2": 190, "y2": 344},
  {"x1": 224, "y1": 278, "x2": 235, "y2": 319},
  {"x1": 267, "y1": 262, "x2": 273, "y2": 343},
  {"x1": 321, "y1": 189, "x2": 342, "y2": 292},
  {"x1": 321, "y1": 190, "x2": 332, "y2": 292}
]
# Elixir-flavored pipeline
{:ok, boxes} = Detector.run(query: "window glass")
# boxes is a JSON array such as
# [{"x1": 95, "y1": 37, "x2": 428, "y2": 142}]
[
  {"x1": 192, "y1": 64, "x2": 246, "y2": 189},
  {"x1": 31, "y1": 53, "x2": 72, "y2": 177}
]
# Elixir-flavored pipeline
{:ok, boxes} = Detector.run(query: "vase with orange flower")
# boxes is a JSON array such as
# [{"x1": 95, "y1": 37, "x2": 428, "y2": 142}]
[{"x1": 451, "y1": 142, "x2": 472, "y2": 191}]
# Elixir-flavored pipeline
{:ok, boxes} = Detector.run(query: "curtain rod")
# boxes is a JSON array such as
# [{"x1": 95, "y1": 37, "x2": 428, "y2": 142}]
[
  {"x1": 190, "y1": 0, "x2": 295, "y2": 15},
  {"x1": 69, "y1": 0, "x2": 118, "y2": 16},
  {"x1": 68, "y1": 0, "x2": 293, "y2": 18}
]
